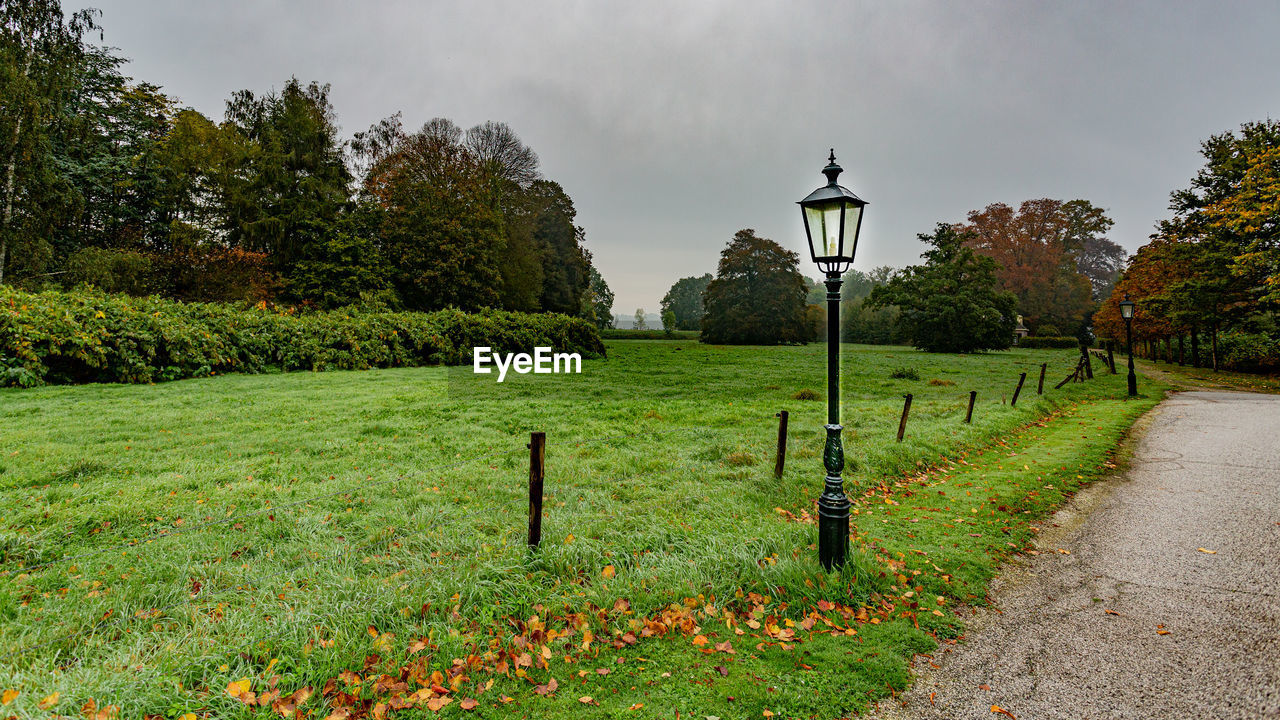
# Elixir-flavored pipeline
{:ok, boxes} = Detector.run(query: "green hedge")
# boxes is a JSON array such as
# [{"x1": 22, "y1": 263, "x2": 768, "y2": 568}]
[
  {"x1": 1218, "y1": 331, "x2": 1280, "y2": 372},
  {"x1": 599, "y1": 328, "x2": 699, "y2": 340},
  {"x1": 1017, "y1": 336, "x2": 1079, "y2": 349},
  {"x1": 0, "y1": 288, "x2": 606, "y2": 387}
]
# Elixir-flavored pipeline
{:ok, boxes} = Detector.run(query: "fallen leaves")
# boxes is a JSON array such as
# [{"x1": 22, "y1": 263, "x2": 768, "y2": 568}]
[
  {"x1": 38, "y1": 693, "x2": 59, "y2": 710},
  {"x1": 601, "y1": 565, "x2": 616, "y2": 579},
  {"x1": 458, "y1": 698, "x2": 478, "y2": 710},
  {"x1": 533, "y1": 678, "x2": 558, "y2": 696},
  {"x1": 2, "y1": 689, "x2": 17, "y2": 706},
  {"x1": 1197, "y1": 548, "x2": 1217, "y2": 554},
  {"x1": 991, "y1": 705, "x2": 1017, "y2": 719}
]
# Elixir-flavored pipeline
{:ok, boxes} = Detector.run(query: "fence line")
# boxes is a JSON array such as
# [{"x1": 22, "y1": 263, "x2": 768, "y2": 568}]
[
  {"x1": 3, "y1": 437, "x2": 752, "y2": 665},
  {"x1": 1, "y1": 425, "x2": 750, "y2": 578}
]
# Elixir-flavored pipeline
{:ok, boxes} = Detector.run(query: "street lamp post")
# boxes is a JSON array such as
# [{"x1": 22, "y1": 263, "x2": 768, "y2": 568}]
[
  {"x1": 1119, "y1": 294, "x2": 1137, "y2": 396},
  {"x1": 798, "y1": 150, "x2": 868, "y2": 571}
]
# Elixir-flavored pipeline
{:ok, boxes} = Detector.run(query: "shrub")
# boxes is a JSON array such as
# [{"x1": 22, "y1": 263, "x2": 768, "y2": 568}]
[
  {"x1": 1018, "y1": 336, "x2": 1079, "y2": 349},
  {"x1": 792, "y1": 388, "x2": 820, "y2": 400},
  {"x1": 0, "y1": 288, "x2": 605, "y2": 387},
  {"x1": 1218, "y1": 331, "x2": 1280, "y2": 372},
  {"x1": 600, "y1": 329, "x2": 699, "y2": 340},
  {"x1": 889, "y1": 366, "x2": 920, "y2": 380},
  {"x1": 928, "y1": 378, "x2": 956, "y2": 386}
]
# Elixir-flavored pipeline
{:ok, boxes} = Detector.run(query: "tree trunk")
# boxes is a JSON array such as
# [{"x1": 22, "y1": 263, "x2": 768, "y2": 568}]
[
  {"x1": 1191, "y1": 327, "x2": 1200, "y2": 368},
  {"x1": 0, "y1": 52, "x2": 33, "y2": 286},
  {"x1": 1211, "y1": 325, "x2": 1219, "y2": 371},
  {"x1": 1178, "y1": 335, "x2": 1185, "y2": 365}
]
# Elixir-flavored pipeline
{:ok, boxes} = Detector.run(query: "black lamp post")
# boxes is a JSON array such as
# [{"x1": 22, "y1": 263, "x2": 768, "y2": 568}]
[
  {"x1": 1119, "y1": 294, "x2": 1137, "y2": 396},
  {"x1": 798, "y1": 150, "x2": 867, "y2": 571}
]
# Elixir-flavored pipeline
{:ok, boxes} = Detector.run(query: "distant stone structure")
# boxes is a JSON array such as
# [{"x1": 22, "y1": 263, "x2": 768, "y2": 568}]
[{"x1": 1013, "y1": 315, "x2": 1030, "y2": 345}]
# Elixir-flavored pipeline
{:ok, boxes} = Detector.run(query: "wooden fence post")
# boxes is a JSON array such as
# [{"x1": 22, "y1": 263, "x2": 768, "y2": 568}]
[
  {"x1": 965, "y1": 390, "x2": 976, "y2": 424},
  {"x1": 1081, "y1": 345, "x2": 1094, "y2": 379},
  {"x1": 774, "y1": 411, "x2": 788, "y2": 479},
  {"x1": 1107, "y1": 341, "x2": 1117, "y2": 374},
  {"x1": 527, "y1": 431, "x2": 546, "y2": 549},
  {"x1": 1037, "y1": 363, "x2": 1046, "y2": 395},
  {"x1": 897, "y1": 394, "x2": 913, "y2": 442},
  {"x1": 1011, "y1": 372, "x2": 1027, "y2": 407}
]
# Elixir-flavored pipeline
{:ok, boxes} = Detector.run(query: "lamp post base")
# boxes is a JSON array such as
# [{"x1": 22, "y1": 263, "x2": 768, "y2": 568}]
[{"x1": 817, "y1": 423, "x2": 849, "y2": 570}]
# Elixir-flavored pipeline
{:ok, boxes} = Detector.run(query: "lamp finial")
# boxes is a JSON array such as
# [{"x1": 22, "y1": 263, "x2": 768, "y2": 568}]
[{"x1": 822, "y1": 150, "x2": 842, "y2": 185}]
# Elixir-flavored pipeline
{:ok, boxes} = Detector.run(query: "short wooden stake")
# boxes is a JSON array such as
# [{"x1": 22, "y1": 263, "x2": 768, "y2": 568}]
[
  {"x1": 1037, "y1": 363, "x2": 1046, "y2": 394},
  {"x1": 965, "y1": 390, "x2": 976, "y2": 424},
  {"x1": 1081, "y1": 345, "x2": 1094, "y2": 379},
  {"x1": 774, "y1": 410, "x2": 789, "y2": 479},
  {"x1": 527, "y1": 431, "x2": 546, "y2": 549},
  {"x1": 1107, "y1": 341, "x2": 1117, "y2": 374},
  {"x1": 1011, "y1": 372, "x2": 1027, "y2": 407},
  {"x1": 897, "y1": 393, "x2": 913, "y2": 442}
]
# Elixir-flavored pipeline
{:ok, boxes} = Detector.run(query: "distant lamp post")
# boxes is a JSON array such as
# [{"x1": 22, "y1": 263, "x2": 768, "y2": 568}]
[
  {"x1": 798, "y1": 149, "x2": 867, "y2": 571},
  {"x1": 1119, "y1": 294, "x2": 1137, "y2": 396}
]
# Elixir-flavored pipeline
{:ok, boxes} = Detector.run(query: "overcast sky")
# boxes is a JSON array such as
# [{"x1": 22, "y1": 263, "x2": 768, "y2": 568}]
[{"x1": 79, "y1": 0, "x2": 1280, "y2": 315}]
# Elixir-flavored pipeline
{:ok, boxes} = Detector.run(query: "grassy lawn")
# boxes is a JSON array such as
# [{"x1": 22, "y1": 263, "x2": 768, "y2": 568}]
[{"x1": 0, "y1": 341, "x2": 1164, "y2": 718}]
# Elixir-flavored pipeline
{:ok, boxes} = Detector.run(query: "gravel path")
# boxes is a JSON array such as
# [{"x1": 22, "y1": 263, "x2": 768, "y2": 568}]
[{"x1": 870, "y1": 391, "x2": 1280, "y2": 720}]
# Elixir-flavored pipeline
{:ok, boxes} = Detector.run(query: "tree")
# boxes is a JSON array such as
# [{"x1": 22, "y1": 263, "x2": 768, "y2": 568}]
[
  {"x1": 357, "y1": 116, "x2": 505, "y2": 311},
  {"x1": 633, "y1": 308, "x2": 647, "y2": 331},
  {"x1": 960, "y1": 199, "x2": 1104, "y2": 333},
  {"x1": 661, "y1": 309, "x2": 676, "y2": 336},
  {"x1": 50, "y1": 47, "x2": 174, "y2": 255},
  {"x1": 285, "y1": 207, "x2": 390, "y2": 309},
  {"x1": 660, "y1": 273, "x2": 712, "y2": 330},
  {"x1": 223, "y1": 78, "x2": 351, "y2": 276},
  {"x1": 868, "y1": 223, "x2": 1017, "y2": 353},
  {"x1": 525, "y1": 180, "x2": 589, "y2": 315},
  {"x1": 0, "y1": 1, "x2": 99, "y2": 283},
  {"x1": 585, "y1": 265, "x2": 614, "y2": 328},
  {"x1": 700, "y1": 229, "x2": 808, "y2": 345},
  {"x1": 582, "y1": 265, "x2": 614, "y2": 329}
]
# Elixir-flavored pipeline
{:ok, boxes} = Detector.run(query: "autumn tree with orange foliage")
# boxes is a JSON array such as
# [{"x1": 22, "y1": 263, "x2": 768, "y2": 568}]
[{"x1": 959, "y1": 199, "x2": 1120, "y2": 336}]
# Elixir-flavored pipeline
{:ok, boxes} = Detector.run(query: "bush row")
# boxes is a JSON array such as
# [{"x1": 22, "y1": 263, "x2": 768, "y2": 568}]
[
  {"x1": 0, "y1": 288, "x2": 606, "y2": 387},
  {"x1": 599, "y1": 328, "x2": 700, "y2": 340},
  {"x1": 1016, "y1": 336, "x2": 1080, "y2": 349}
]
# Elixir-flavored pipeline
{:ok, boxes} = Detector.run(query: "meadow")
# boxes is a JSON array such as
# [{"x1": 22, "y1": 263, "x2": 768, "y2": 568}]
[{"x1": 0, "y1": 341, "x2": 1163, "y2": 718}]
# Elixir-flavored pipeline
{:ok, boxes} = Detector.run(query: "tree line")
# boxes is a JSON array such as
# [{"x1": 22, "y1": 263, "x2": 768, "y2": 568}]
[
  {"x1": 665, "y1": 198, "x2": 1124, "y2": 351},
  {"x1": 1094, "y1": 120, "x2": 1279, "y2": 372},
  {"x1": 0, "y1": 2, "x2": 615, "y2": 325}
]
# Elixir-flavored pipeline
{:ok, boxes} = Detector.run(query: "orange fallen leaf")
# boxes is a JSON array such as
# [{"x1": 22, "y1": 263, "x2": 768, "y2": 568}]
[
  {"x1": 425, "y1": 696, "x2": 452, "y2": 711},
  {"x1": 39, "y1": 693, "x2": 60, "y2": 710},
  {"x1": 692, "y1": 635, "x2": 709, "y2": 646},
  {"x1": 459, "y1": 698, "x2": 478, "y2": 710},
  {"x1": 991, "y1": 705, "x2": 1016, "y2": 719},
  {"x1": 601, "y1": 565, "x2": 616, "y2": 579},
  {"x1": 579, "y1": 696, "x2": 597, "y2": 705},
  {"x1": 1197, "y1": 548, "x2": 1217, "y2": 554},
  {"x1": 627, "y1": 703, "x2": 644, "y2": 711},
  {"x1": 2, "y1": 689, "x2": 17, "y2": 706},
  {"x1": 226, "y1": 678, "x2": 252, "y2": 698}
]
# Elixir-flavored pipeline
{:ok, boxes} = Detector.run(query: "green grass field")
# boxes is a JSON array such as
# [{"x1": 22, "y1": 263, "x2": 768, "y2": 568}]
[{"x1": 0, "y1": 341, "x2": 1163, "y2": 718}]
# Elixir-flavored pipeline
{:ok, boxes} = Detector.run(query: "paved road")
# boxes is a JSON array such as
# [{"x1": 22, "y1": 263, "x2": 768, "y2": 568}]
[{"x1": 871, "y1": 391, "x2": 1280, "y2": 720}]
